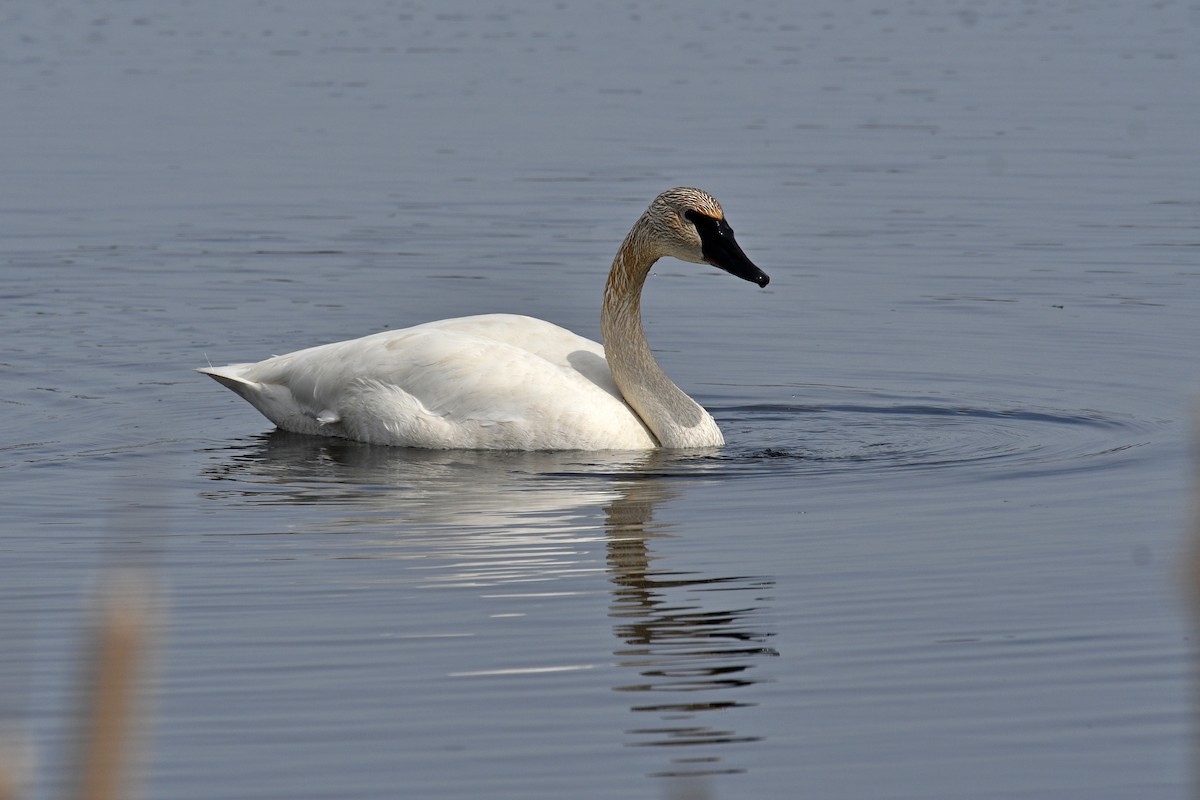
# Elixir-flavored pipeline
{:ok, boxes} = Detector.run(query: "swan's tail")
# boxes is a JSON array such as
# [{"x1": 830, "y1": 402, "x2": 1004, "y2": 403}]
[
  {"x1": 196, "y1": 365, "x2": 257, "y2": 401},
  {"x1": 197, "y1": 364, "x2": 326, "y2": 435}
]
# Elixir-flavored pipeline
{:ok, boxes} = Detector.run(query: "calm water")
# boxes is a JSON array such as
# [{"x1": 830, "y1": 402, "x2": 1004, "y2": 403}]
[{"x1": 3, "y1": 2, "x2": 1198, "y2": 798}]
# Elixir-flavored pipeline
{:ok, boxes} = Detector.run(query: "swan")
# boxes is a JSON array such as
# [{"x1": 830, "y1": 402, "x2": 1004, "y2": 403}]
[{"x1": 198, "y1": 187, "x2": 769, "y2": 450}]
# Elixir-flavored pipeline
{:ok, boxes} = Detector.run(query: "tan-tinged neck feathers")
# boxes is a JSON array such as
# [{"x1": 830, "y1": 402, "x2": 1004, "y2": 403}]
[{"x1": 600, "y1": 198, "x2": 725, "y2": 449}]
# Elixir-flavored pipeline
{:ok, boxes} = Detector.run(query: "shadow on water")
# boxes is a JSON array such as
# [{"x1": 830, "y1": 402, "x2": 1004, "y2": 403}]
[{"x1": 200, "y1": 431, "x2": 777, "y2": 779}]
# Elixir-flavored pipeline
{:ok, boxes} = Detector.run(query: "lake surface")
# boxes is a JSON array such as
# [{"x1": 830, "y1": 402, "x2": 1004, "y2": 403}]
[{"x1": 3, "y1": 1, "x2": 1198, "y2": 798}]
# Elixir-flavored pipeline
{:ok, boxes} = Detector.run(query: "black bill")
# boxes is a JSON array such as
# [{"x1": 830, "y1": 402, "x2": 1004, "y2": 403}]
[{"x1": 685, "y1": 209, "x2": 770, "y2": 287}]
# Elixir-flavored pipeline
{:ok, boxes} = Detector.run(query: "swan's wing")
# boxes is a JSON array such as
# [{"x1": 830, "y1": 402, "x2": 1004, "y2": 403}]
[
  {"x1": 202, "y1": 315, "x2": 656, "y2": 449},
  {"x1": 402, "y1": 314, "x2": 614, "y2": 382}
]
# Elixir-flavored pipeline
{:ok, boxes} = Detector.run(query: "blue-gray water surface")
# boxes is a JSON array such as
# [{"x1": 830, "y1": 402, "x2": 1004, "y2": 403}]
[{"x1": 3, "y1": 2, "x2": 1198, "y2": 798}]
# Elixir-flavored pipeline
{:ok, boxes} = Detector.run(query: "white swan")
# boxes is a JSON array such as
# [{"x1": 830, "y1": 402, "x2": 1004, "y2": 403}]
[{"x1": 198, "y1": 187, "x2": 769, "y2": 450}]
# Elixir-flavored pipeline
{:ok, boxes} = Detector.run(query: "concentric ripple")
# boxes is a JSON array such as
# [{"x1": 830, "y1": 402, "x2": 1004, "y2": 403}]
[{"x1": 710, "y1": 385, "x2": 1162, "y2": 479}]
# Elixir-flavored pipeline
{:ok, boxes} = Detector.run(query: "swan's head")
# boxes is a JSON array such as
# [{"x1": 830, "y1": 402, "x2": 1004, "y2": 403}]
[{"x1": 648, "y1": 187, "x2": 770, "y2": 288}]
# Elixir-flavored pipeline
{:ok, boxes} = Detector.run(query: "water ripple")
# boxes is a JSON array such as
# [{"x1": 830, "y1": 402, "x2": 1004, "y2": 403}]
[{"x1": 707, "y1": 386, "x2": 1161, "y2": 480}]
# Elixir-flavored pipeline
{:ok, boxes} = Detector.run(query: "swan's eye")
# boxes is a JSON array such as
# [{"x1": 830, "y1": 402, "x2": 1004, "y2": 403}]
[
  {"x1": 684, "y1": 209, "x2": 727, "y2": 241},
  {"x1": 683, "y1": 208, "x2": 719, "y2": 232}
]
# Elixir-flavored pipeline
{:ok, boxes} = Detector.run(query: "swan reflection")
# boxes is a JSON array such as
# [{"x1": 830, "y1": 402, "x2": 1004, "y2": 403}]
[
  {"x1": 202, "y1": 431, "x2": 776, "y2": 778},
  {"x1": 202, "y1": 430, "x2": 632, "y2": 530},
  {"x1": 603, "y1": 478, "x2": 776, "y2": 777}
]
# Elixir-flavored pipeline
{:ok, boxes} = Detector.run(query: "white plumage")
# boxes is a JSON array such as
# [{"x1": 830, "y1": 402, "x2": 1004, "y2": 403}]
[
  {"x1": 200, "y1": 314, "x2": 656, "y2": 449},
  {"x1": 199, "y1": 188, "x2": 769, "y2": 450}
]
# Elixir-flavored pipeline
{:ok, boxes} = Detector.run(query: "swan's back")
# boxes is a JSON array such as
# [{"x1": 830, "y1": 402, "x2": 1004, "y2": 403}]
[{"x1": 199, "y1": 314, "x2": 658, "y2": 450}]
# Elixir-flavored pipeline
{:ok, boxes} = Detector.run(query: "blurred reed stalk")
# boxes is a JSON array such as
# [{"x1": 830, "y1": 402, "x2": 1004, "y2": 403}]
[
  {"x1": 70, "y1": 572, "x2": 156, "y2": 800},
  {"x1": 1193, "y1": 406, "x2": 1200, "y2": 798},
  {"x1": 0, "y1": 735, "x2": 28, "y2": 800}
]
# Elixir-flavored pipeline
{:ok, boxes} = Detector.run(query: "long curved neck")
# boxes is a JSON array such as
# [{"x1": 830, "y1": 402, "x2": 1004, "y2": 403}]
[{"x1": 601, "y1": 224, "x2": 724, "y2": 449}]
